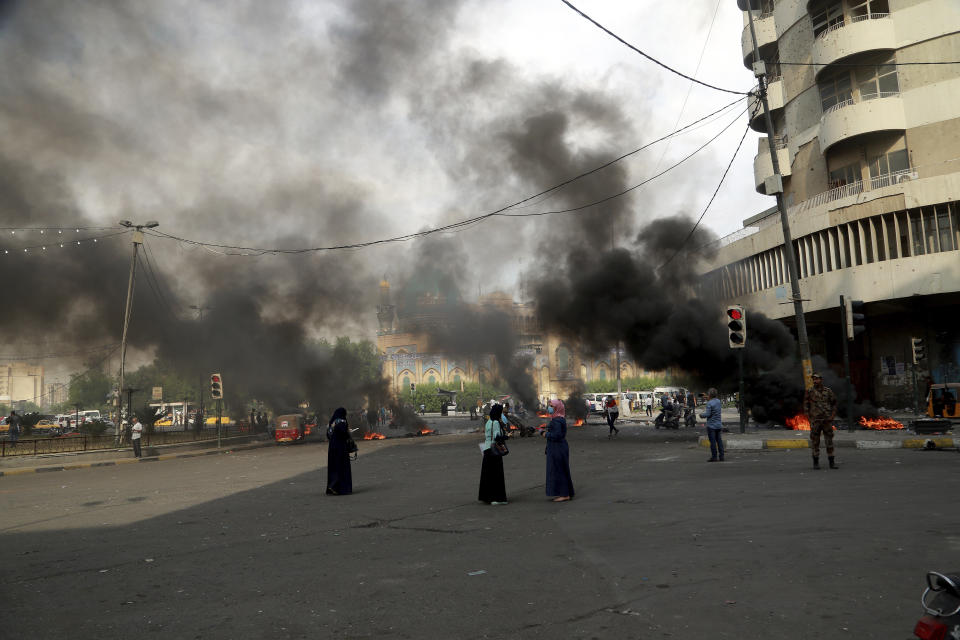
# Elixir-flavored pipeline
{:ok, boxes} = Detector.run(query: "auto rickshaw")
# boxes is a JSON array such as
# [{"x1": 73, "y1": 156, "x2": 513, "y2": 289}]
[
  {"x1": 926, "y1": 383, "x2": 960, "y2": 418},
  {"x1": 273, "y1": 413, "x2": 309, "y2": 444}
]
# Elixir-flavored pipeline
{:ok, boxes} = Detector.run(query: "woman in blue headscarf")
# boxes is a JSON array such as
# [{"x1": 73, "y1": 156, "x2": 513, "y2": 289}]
[
  {"x1": 543, "y1": 398, "x2": 574, "y2": 502},
  {"x1": 326, "y1": 407, "x2": 352, "y2": 495}
]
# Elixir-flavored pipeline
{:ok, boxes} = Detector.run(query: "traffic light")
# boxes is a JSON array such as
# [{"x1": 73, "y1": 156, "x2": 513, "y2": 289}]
[
  {"x1": 845, "y1": 299, "x2": 866, "y2": 340},
  {"x1": 911, "y1": 338, "x2": 926, "y2": 365},
  {"x1": 210, "y1": 373, "x2": 224, "y2": 400},
  {"x1": 726, "y1": 305, "x2": 746, "y2": 348}
]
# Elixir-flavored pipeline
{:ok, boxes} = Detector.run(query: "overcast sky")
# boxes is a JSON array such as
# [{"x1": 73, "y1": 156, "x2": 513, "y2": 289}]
[{"x1": 1, "y1": 0, "x2": 775, "y2": 381}]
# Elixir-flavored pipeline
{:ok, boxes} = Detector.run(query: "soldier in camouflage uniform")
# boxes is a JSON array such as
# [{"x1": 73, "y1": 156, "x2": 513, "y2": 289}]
[{"x1": 803, "y1": 372, "x2": 838, "y2": 469}]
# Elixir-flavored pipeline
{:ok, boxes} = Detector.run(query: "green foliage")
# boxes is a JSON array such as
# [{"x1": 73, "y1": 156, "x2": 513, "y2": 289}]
[
  {"x1": 80, "y1": 419, "x2": 108, "y2": 436},
  {"x1": 585, "y1": 376, "x2": 670, "y2": 394},
  {"x1": 68, "y1": 369, "x2": 114, "y2": 411},
  {"x1": 400, "y1": 379, "x2": 511, "y2": 413}
]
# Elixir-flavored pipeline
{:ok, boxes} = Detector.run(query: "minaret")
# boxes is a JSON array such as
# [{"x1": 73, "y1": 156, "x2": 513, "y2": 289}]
[{"x1": 377, "y1": 275, "x2": 395, "y2": 335}]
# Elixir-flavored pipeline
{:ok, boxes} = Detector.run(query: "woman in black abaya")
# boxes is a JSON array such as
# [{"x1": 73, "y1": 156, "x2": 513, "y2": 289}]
[
  {"x1": 478, "y1": 403, "x2": 508, "y2": 505},
  {"x1": 326, "y1": 407, "x2": 353, "y2": 495}
]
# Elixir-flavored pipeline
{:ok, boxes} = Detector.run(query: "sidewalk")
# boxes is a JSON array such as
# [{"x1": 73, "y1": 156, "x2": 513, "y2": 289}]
[{"x1": 0, "y1": 434, "x2": 274, "y2": 477}]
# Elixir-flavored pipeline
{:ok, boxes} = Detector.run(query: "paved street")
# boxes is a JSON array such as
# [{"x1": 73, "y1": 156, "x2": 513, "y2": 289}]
[{"x1": 2, "y1": 424, "x2": 957, "y2": 639}]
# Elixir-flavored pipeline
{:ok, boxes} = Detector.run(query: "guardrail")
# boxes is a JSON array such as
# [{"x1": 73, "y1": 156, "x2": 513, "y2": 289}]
[{"x1": 0, "y1": 425, "x2": 253, "y2": 458}]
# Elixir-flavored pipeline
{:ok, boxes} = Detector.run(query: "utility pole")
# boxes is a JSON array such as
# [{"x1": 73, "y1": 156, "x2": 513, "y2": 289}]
[
  {"x1": 116, "y1": 220, "x2": 158, "y2": 444},
  {"x1": 741, "y1": 2, "x2": 814, "y2": 390}
]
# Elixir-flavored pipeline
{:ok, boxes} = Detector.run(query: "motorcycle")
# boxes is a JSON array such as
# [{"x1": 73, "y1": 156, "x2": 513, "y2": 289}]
[
  {"x1": 654, "y1": 403, "x2": 681, "y2": 430},
  {"x1": 914, "y1": 571, "x2": 960, "y2": 639}
]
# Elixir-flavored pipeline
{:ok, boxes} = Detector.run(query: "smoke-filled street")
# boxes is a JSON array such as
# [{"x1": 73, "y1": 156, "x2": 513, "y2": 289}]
[{"x1": 2, "y1": 429, "x2": 955, "y2": 639}]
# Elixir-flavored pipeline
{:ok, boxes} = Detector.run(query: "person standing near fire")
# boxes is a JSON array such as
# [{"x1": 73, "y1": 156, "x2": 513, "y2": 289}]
[
  {"x1": 803, "y1": 373, "x2": 838, "y2": 469},
  {"x1": 603, "y1": 395, "x2": 619, "y2": 438}
]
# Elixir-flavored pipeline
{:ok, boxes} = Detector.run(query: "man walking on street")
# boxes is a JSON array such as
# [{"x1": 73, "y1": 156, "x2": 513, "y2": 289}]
[
  {"x1": 7, "y1": 410, "x2": 21, "y2": 447},
  {"x1": 131, "y1": 417, "x2": 143, "y2": 458},
  {"x1": 803, "y1": 372, "x2": 838, "y2": 469}
]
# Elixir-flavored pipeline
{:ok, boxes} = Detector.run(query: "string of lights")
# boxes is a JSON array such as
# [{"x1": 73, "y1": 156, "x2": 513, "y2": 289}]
[
  {"x1": 144, "y1": 96, "x2": 750, "y2": 256},
  {"x1": 558, "y1": 0, "x2": 751, "y2": 96},
  {"x1": 0, "y1": 229, "x2": 132, "y2": 255},
  {"x1": 0, "y1": 226, "x2": 120, "y2": 232}
]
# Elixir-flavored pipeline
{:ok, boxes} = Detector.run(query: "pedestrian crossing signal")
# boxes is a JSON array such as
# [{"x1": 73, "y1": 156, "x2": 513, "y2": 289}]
[
  {"x1": 211, "y1": 373, "x2": 224, "y2": 400},
  {"x1": 726, "y1": 305, "x2": 746, "y2": 349}
]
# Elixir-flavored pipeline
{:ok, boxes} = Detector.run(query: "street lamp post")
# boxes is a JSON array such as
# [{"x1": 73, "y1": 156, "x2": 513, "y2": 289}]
[{"x1": 116, "y1": 220, "x2": 158, "y2": 444}]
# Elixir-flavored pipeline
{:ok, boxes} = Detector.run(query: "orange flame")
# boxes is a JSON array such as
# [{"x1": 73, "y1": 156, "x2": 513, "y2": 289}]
[
  {"x1": 536, "y1": 411, "x2": 549, "y2": 418},
  {"x1": 538, "y1": 422, "x2": 547, "y2": 431},
  {"x1": 859, "y1": 416, "x2": 904, "y2": 430},
  {"x1": 785, "y1": 414, "x2": 811, "y2": 431},
  {"x1": 363, "y1": 432, "x2": 386, "y2": 440},
  {"x1": 417, "y1": 428, "x2": 436, "y2": 436},
  {"x1": 573, "y1": 418, "x2": 584, "y2": 427}
]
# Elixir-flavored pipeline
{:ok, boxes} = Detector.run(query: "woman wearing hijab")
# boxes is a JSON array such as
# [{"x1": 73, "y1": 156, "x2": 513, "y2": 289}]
[
  {"x1": 542, "y1": 398, "x2": 574, "y2": 502},
  {"x1": 478, "y1": 403, "x2": 508, "y2": 505},
  {"x1": 326, "y1": 407, "x2": 352, "y2": 495}
]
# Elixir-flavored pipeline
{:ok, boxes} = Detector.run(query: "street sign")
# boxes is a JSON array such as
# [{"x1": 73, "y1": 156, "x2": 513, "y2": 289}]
[{"x1": 152, "y1": 386, "x2": 163, "y2": 401}]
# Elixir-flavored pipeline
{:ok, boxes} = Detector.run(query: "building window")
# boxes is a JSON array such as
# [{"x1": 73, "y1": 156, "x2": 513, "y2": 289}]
[
  {"x1": 556, "y1": 346, "x2": 571, "y2": 371},
  {"x1": 897, "y1": 211, "x2": 911, "y2": 257},
  {"x1": 857, "y1": 57, "x2": 899, "y2": 101},
  {"x1": 884, "y1": 213, "x2": 898, "y2": 259},
  {"x1": 811, "y1": 0, "x2": 844, "y2": 38},
  {"x1": 829, "y1": 162, "x2": 860, "y2": 189},
  {"x1": 869, "y1": 148, "x2": 910, "y2": 187},
  {"x1": 819, "y1": 72, "x2": 853, "y2": 112},
  {"x1": 935, "y1": 205, "x2": 953, "y2": 253},
  {"x1": 910, "y1": 210, "x2": 925, "y2": 256},
  {"x1": 849, "y1": 0, "x2": 890, "y2": 20},
  {"x1": 923, "y1": 207, "x2": 938, "y2": 254}
]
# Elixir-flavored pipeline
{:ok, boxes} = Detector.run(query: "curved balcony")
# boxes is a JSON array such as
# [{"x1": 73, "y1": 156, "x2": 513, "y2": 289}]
[
  {"x1": 819, "y1": 92, "x2": 905, "y2": 153},
  {"x1": 748, "y1": 76, "x2": 784, "y2": 132},
  {"x1": 753, "y1": 137, "x2": 791, "y2": 194},
  {"x1": 813, "y1": 14, "x2": 895, "y2": 74},
  {"x1": 741, "y1": 12, "x2": 776, "y2": 67}
]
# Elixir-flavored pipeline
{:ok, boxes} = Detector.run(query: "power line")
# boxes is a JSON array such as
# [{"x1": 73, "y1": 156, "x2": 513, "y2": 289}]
[
  {"x1": 659, "y1": 102, "x2": 761, "y2": 271},
  {"x1": 501, "y1": 105, "x2": 748, "y2": 218},
  {"x1": 0, "y1": 343, "x2": 120, "y2": 361},
  {"x1": 0, "y1": 229, "x2": 132, "y2": 254},
  {"x1": 558, "y1": 0, "x2": 750, "y2": 96},
  {"x1": 146, "y1": 96, "x2": 748, "y2": 255},
  {"x1": 0, "y1": 226, "x2": 119, "y2": 232},
  {"x1": 778, "y1": 60, "x2": 960, "y2": 67}
]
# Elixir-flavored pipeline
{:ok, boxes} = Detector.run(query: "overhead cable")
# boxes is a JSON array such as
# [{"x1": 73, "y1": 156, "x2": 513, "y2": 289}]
[
  {"x1": 146, "y1": 96, "x2": 748, "y2": 255},
  {"x1": 659, "y1": 102, "x2": 761, "y2": 271},
  {"x1": 558, "y1": 0, "x2": 750, "y2": 96}
]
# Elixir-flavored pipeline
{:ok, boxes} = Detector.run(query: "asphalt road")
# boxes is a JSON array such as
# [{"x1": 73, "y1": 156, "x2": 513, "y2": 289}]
[{"x1": 1, "y1": 425, "x2": 957, "y2": 639}]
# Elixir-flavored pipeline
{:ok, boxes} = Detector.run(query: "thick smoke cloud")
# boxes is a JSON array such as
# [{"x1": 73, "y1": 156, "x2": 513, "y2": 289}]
[{"x1": 1, "y1": 1, "x2": 755, "y2": 420}]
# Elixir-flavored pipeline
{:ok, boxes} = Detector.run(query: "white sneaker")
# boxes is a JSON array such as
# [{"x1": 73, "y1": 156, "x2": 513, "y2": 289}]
[{"x1": 491, "y1": 501, "x2": 508, "y2": 505}]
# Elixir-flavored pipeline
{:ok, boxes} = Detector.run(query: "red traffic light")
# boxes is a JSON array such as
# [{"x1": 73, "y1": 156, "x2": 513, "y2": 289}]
[
  {"x1": 211, "y1": 375, "x2": 221, "y2": 383},
  {"x1": 727, "y1": 308, "x2": 743, "y2": 320}
]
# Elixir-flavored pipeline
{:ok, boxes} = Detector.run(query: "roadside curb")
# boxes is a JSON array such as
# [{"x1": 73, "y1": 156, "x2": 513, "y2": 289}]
[
  {"x1": 698, "y1": 436, "x2": 960, "y2": 450},
  {"x1": 0, "y1": 440, "x2": 275, "y2": 477}
]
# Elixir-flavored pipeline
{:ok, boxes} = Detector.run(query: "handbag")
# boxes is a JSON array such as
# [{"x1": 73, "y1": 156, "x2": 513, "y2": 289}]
[
  {"x1": 490, "y1": 422, "x2": 509, "y2": 457},
  {"x1": 345, "y1": 437, "x2": 359, "y2": 458}
]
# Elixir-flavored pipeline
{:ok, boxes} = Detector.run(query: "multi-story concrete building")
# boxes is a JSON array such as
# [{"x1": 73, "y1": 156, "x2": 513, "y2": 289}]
[
  {"x1": 701, "y1": 0, "x2": 960, "y2": 406},
  {"x1": 0, "y1": 362, "x2": 45, "y2": 408}
]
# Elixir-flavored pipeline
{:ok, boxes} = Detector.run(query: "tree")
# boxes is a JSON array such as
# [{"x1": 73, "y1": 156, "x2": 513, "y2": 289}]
[{"x1": 68, "y1": 369, "x2": 114, "y2": 410}]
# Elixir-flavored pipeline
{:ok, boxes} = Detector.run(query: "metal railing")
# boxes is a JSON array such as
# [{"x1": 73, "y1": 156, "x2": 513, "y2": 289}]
[
  {"x1": 870, "y1": 169, "x2": 918, "y2": 189},
  {"x1": 0, "y1": 425, "x2": 252, "y2": 457},
  {"x1": 817, "y1": 12, "x2": 890, "y2": 40},
  {"x1": 822, "y1": 90, "x2": 899, "y2": 117}
]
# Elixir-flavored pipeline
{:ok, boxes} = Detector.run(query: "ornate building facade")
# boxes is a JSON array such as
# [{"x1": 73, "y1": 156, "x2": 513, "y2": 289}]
[{"x1": 375, "y1": 273, "x2": 656, "y2": 403}]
